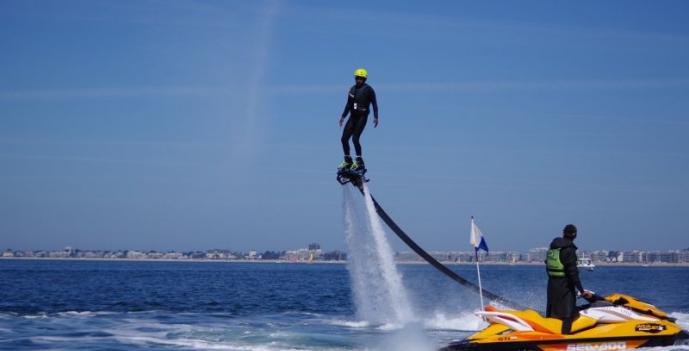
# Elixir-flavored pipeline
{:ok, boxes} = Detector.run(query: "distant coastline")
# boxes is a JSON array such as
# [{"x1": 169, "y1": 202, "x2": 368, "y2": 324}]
[
  {"x1": 2, "y1": 256, "x2": 688, "y2": 267},
  {"x1": 4, "y1": 246, "x2": 689, "y2": 266}
]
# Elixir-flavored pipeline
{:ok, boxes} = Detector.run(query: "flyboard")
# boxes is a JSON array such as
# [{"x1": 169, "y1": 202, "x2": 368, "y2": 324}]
[
  {"x1": 336, "y1": 166, "x2": 369, "y2": 185},
  {"x1": 337, "y1": 167, "x2": 524, "y2": 309}
]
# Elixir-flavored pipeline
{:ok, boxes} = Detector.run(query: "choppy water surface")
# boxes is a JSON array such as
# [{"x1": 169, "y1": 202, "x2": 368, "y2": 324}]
[{"x1": 1, "y1": 260, "x2": 688, "y2": 350}]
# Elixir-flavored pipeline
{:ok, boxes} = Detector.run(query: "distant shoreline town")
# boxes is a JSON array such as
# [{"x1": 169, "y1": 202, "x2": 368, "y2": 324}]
[{"x1": 3, "y1": 244, "x2": 689, "y2": 266}]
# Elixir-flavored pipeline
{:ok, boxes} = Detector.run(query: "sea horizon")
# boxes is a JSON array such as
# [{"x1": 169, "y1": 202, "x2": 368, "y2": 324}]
[{"x1": 3, "y1": 256, "x2": 689, "y2": 267}]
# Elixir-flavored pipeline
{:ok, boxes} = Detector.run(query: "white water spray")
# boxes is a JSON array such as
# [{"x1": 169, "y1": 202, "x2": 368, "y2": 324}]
[{"x1": 343, "y1": 185, "x2": 413, "y2": 325}]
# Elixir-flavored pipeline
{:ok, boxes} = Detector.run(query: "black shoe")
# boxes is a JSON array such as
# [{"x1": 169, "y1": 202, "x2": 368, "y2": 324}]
[
  {"x1": 338, "y1": 156, "x2": 353, "y2": 171},
  {"x1": 351, "y1": 157, "x2": 365, "y2": 171}
]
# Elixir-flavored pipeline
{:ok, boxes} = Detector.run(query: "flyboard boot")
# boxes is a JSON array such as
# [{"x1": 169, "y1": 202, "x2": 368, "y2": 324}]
[
  {"x1": 351, "y1": 156, "x2": 366, "y2": 175},
  {"x1": 336, "y1": 156, "x2": 368, "y2": 185},
  {"x1": 337, "y1": 156, "x2": 353, "y2": 172}
]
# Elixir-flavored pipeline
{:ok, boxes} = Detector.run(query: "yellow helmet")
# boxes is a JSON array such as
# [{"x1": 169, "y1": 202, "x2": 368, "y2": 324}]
[{"x1": 354, "y1": 68, "x2": 368, "y2": 78}]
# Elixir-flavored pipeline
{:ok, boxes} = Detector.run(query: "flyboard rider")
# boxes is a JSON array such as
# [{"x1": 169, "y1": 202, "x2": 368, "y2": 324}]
[{"x1": 338, "y1": 68, "x2": 379, "y2": 172}]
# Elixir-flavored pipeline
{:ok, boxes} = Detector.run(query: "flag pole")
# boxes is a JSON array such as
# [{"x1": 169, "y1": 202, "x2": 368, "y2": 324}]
[
  {"x1": 472, "y1": 216, "x2": 485, "y2": 311},
  {"x1": 475, "y1": 248, "x2": 485, "y2": 310}
]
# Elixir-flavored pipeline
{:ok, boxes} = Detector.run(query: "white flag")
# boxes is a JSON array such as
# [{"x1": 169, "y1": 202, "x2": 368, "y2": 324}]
[{"x1": 470, "y1": 217, "x2": 489, "y2": 253}]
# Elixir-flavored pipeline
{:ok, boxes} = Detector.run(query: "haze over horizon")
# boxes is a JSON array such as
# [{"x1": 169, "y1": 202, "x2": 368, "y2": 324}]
[{"x1": 2, "y1": 1, "x2": 688, "y2": 253}]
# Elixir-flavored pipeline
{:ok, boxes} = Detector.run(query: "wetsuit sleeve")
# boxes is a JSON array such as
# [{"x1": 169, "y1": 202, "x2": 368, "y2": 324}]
[
  {"x1": 341, "y1": 88, "x2": 353, "y2": 118},
  {"x1": 370, "y1": 87, "x2": 378, "y2": 119},
  {"x1": 561, "y1": 247, "x2": 584, "y2": 293}
]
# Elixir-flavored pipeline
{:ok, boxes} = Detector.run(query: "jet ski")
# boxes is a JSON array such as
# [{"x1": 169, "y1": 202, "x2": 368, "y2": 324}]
[{"x1": 441, "y1": 293, "x2": 688, "y2": 351}]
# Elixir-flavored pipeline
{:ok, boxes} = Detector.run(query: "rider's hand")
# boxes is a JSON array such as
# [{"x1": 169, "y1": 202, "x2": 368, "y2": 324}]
[
  {"x1": 339, "y1": 117, "x2": 344, "y2": 127},
  {"x1": 582, "y1": 290, "x2": 593, "y2": 299},
  {"x1": 373, "y1": 118, "x2": 379, "y2": 128}
]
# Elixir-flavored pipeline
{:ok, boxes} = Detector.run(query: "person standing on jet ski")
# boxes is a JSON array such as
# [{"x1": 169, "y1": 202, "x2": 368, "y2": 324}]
[
  {"x1": 338, "y1": 68, "x2": 378, "y2": 172},
  {"x1": 545, "y1": 224, "x2": 593, "y2": 335}
]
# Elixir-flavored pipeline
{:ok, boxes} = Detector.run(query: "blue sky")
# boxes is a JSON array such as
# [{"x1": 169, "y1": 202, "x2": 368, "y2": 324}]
[{"x1": 1, "y1": 0, "x2": 688, "y2": 252}]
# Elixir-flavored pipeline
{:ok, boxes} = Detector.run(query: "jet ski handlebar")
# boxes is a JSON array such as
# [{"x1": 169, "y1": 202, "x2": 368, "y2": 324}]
[{"x1": 577, "y1": 289, "x2": 599, "y2": 303}]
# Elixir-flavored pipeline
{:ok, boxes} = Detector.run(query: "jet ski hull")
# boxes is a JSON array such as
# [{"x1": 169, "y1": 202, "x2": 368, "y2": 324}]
[
  {"x1": 441, "y1": 294, "x2": 688, "y2": 351},
  {"x1": 441, "y1": 331, "x2": 689, "y2": 351}
]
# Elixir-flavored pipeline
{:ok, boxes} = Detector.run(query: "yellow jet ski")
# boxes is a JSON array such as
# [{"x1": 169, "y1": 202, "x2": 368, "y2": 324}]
[{"x1": 441, "y1": 293, "x2": 688, "y2": 351}]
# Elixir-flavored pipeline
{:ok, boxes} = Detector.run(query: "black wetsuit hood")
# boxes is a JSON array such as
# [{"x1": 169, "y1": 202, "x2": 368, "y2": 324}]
[{"x1": 550, "y1": 237, "x2": 577, "y2": 251}]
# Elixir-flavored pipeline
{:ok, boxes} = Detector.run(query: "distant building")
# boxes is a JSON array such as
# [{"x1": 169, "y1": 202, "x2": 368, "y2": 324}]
[
  {"x1": 308, "y1": 243, "x2": 321, "y2": 251},
  {"x1": 528, "y1": 248, "x2": 548, "y2": 262},
  {"x1": 49, "y1": 249, "x2": 69, "y2": 258},
  {"x1": 146, "y1": 251, "x2": 164, "y2": 259},
  {"x1": 307, "y1": 243, "x2": 322, "y2": 262},
  {"x1": 162, "y1": 251, "x2": 184, "y2": 259},
  {"x1": 679, "y1": 249, "x2": 689, "y2": 263},
  {"x1": 187, "y1": 251, "x2": 206, "y2": 259},
  {"x1": 82, "y1": 250, "x2": 104, "y2": 259},
  {"x1": 619, "y1": 250, "x2": 644, "y2": 263},
  {"x1": 126, "y1": 250, "x2": 146, "y2": 259},
  {"x1": 488, "y1": 251, "x2": 520, "y2": 263},
  {"x1": 285, "y1": 248, "x2": 311, "y2": 262},
  {"x1": 396, "y1": 251, "x2": 422, "y2": 262},
  {"x1": 322, "y1": 250, "x2": 346, "y2": 261},
  {"x1": 590, "y1": 250, "x2": 609, "y2": 262},
  {"x1": 429, "y1": 251, "x2": 455, "y2": 262},
  {"x1": 663, "y1": 251, "x2": 679, "y2": 263},
  {"x1": 261, "y1": 251, "x2": 282, "y2": 260},
  {"x1": 505, "y1": 251, "x2": 522, "y2": 263},
  {"x1": 206, "y1": 250, "x2": 230, "y2": 260},
  {"x1": 607, "y1": 251, "x2": 620, "y2": 262}
]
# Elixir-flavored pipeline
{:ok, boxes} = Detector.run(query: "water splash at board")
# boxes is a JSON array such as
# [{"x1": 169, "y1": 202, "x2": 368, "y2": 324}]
[{"x1": 342, "y1": 184, "x2": 413, "y2": 325}]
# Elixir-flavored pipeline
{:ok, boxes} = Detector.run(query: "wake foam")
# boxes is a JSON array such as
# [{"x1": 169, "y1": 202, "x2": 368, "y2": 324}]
[
  {"x1": 326, "y1": 319, "x2": 371, "y2": 328},
  {"x1": 672, "y1": 312, "x2": 689, "y2": 331},
  {"x1": 423, "y1": 311, "x2": 486, "y2": 331},
  {"x1": 375, "y1": 322, "x2": 436, "y2": 351}
]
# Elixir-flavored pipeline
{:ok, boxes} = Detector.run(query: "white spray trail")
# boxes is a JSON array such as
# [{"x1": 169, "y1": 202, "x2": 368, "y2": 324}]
[
  {"x1": 343, "y1": 185, "x2": 413, "y2": 325},
  {"x1": 361, "y1": 183, "x2": 413, "y2": 323},
  {"x1": 343, "y1": 187, "x2": 376, "y2": 322}
]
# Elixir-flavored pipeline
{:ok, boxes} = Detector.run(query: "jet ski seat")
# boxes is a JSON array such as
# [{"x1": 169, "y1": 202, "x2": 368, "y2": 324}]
[
  {"x1": 570, "y1": 315, "x2": 598, "y2": 332},
  {"x1": 517, "y1": 310, "x2": 563, "y2": 334},
  {"x1": 516, "y1": 310, "x2": 598, "y2": 334}
]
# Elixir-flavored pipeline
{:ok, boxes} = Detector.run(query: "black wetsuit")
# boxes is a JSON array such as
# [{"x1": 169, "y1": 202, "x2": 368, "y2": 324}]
[
  {"x1": 546, "y1": 237, "x2": 584, "y2": 334},
  {"x1": 341, "y1": 83, "x2": 378, "y2": 157}
]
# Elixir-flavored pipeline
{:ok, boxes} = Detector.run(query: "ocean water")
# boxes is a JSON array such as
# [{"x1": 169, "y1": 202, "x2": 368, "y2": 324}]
[{"x1": 1, "y1": 260, "x2": 688, "y2": 350}]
